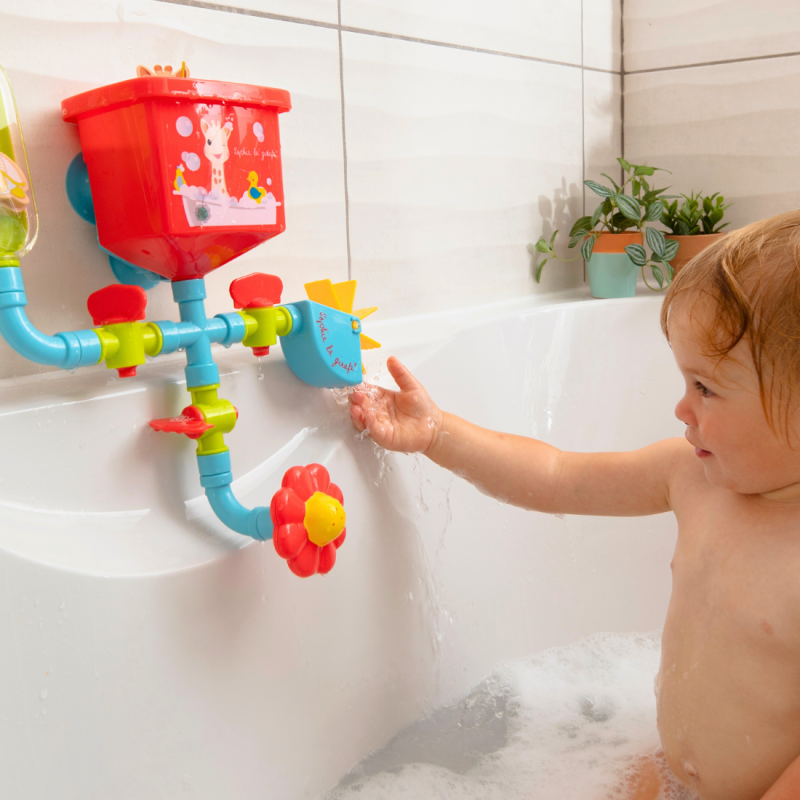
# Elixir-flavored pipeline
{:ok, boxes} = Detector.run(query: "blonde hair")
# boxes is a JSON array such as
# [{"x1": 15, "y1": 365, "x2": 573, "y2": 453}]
[{"x1": 661, "y1": 210, "x2": 800, "y2": 435}]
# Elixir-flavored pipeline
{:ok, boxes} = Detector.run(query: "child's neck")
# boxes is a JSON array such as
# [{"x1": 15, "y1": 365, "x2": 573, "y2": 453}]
[{"x1": 750, "y1": 480, "x2": 800, "y2": 505}]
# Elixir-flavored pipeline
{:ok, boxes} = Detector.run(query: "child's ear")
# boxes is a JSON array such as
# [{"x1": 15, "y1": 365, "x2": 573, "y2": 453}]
[{"x1": 200, "y1": 119, "x2": 209, "y2": 137}]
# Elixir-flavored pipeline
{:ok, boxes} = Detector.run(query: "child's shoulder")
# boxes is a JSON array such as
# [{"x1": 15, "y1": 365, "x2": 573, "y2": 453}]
[{"x1": 650, "y1": 436, "x2": 708, "y2": 508}]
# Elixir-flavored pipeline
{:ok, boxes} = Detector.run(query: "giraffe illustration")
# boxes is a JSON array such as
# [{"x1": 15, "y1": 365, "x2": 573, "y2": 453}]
[{"x1": 200, "y1": 117, "x2": 233, "y2": 197}]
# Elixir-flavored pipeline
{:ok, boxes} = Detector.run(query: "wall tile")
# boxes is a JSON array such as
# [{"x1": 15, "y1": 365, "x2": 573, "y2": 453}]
[
  {"x1": 583, "y1": 70, "x2": 623, "y2": 218},
  {"x1": 341, "y1": 0, "x2": 582, "y2": 66},
  {"x1": 342, "y1": 32, "x2": 586, "y2": 319},
  {"x1": 178, "y1": 0, "x2": 339, "y2": 25},
  {"x1": 0, "y1": 0, "x2": 348, "y2": 379},
  {"x1": 625, "y1": 56, "x2": 800, "y2": 232},
  {"x1": 583, "y1": 0, "x2": 621, "y2": 73},
  {"x1": 625, "y1": 0, "x2": 800, "y2": 73}
]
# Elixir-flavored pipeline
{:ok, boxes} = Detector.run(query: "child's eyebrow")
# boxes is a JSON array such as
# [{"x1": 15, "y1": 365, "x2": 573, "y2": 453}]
[{"x1": 683, "y1": 365, "x2": 717, "y2": 382}]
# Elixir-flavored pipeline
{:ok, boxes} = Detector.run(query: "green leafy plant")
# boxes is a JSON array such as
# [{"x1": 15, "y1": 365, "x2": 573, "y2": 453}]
[
  {"x1": 534, "y1": 158, "x2": 678, "y2": 291},
  {"x1": 661, "y1": 191, "x2": 732, "y2": 235}
]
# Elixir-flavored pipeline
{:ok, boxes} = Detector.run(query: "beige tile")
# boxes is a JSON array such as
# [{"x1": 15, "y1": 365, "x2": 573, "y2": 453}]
[
  {"x1": 625, "y1": 56, "x2": 800, "y2": 235},
  {"x1": 626, "y1": 0, "x2": 800, "y2": 73},
  {"x1": 0, "y1": 0, "x2": 348, "y2": 379},
  {"x1": 342, "y1": 0, "x2": 582, "y2": 65},
  {"x1": 583, "y1": 70, "x2": 623, "y2": 219},
  {"x1": 342, "y1": 32, "x2": 586, "y2": 319},
  {"x1": 583, "y1": 0, "x2": 621, "y2": 72}
]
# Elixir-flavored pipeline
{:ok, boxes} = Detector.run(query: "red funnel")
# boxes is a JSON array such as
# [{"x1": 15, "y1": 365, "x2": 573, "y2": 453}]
[{"x1": 62, "y1": 77, "x2": 291, "y2": 281}]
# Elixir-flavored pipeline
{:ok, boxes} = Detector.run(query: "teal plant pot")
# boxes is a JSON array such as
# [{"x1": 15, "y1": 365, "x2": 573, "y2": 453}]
[{"x1": 586, "y1": 252, "x2": 638, "y2": 298}]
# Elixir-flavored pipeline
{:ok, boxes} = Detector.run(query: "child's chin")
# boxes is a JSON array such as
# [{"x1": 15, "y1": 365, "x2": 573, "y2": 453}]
[{"x1": 699, "y1": 460, "x2": 734, "y2": 489}]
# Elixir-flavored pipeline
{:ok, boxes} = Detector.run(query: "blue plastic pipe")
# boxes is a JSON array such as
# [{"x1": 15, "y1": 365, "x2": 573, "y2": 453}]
[
  {"x1": 205, "y1": 485, "x2": 273, "y2": 540},
  {"x1": 174, "y1": 279, "x2": 274, "y2": 541},
  {"x1": 0, "y1": 268, "x2": 101, "y2": 368},
  {"x1": 0, "y1": 266, "x2": 271, "y2": 541}
]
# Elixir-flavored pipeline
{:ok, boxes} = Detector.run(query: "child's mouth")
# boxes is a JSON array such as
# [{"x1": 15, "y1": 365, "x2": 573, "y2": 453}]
[{"x1": 695, "y1": 447, "x2": 712, "y2": 458}]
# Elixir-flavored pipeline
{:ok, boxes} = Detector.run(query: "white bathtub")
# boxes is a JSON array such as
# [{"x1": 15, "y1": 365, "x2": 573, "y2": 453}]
[{"x1": 0, "y1": 291, "x2": 683, "y2": 799}]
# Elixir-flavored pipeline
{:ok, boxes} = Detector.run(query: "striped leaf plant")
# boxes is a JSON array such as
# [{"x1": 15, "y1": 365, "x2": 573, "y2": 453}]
[{"x1": 534, "y1": 157, "x2": 678, "y2": 291}]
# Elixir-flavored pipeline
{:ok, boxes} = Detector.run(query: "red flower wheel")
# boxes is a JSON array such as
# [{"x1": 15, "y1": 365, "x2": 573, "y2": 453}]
[{"x1": 270, "y1": 464, "x2": 346, "y2": 577}]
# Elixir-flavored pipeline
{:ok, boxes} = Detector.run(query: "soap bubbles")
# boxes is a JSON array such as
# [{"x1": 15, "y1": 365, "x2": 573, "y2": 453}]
[
  {"x1": 182, "y1": 151, "x2": 201, "y2": 171},
  {"x1": 253, "y1": 121, "x2": 264, "y2": 142},
  {"x1": 176, "y1": 116, "x2": 193, "y2": 137}
]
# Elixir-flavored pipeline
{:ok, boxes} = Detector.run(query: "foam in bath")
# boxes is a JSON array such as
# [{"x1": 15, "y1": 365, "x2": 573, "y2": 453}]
[{"x1": 322, "y1": 632, "x2": 699, "y2": 800}]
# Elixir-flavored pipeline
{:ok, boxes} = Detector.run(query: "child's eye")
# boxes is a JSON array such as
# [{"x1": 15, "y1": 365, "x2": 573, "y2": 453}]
[{"x1": 695, "y1": 381, "x2": 713, "y2": 397}]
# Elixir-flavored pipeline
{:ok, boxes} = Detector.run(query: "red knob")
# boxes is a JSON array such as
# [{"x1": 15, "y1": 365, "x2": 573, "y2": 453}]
[
  {"x1": 87, "y1": 284, "x2": 148, "y2": 327},
  {"x1": 229, "y1": 273, "x2": 283, "y2": 309},
  {"x1": 149, "y1": 405, "x2": 212, "y2": 439}
]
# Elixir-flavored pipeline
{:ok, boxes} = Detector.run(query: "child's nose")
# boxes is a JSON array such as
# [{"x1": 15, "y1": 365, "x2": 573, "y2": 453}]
[{"x1": 674, "y1": 394, "x2": 696, "y2": 427}]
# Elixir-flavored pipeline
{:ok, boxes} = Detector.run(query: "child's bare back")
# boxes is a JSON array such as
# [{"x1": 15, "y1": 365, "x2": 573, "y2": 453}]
[{"x1": 350, "y1": 211, "x2": 800, "y2": 800}]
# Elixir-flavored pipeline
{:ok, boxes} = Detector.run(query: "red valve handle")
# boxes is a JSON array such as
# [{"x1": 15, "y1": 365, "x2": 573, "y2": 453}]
[
  {"x1": 270, "y1": 464, "x2": 346, "y2": 578},
  {"x1": 229, "y1": 273, "x2": 283, "y2": 309},
  {"x1": 149, "y1": 405, "x2": 213, "y2": 439},
  {"x1": 87, "y1": 284, "x2": 148, "y2": 327}
]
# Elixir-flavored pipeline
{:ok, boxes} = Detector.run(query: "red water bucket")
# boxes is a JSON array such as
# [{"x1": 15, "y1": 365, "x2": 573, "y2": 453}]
[{"x1": 62, "y1": 77, "x2": 291, "y2": 281}]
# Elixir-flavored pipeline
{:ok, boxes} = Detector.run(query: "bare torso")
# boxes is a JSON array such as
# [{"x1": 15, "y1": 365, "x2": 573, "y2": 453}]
[{"x1": 658, "y1": 445, "x2": 800, "y2": 800}]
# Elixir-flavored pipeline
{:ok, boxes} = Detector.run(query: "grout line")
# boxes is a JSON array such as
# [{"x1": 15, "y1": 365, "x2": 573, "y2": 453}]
[
  {"x1": 339, "y1": 25, "x2": 615, "y2": 73},
  {"x1": 620, "y1": 0, "x2": 625, "y2": 182},
  {"x1": 155, "y1": 0, "x2": 339, "y2": 28},
  {"x1": 154, "y1": 0, "x2": 619, "y2": 74},
  {"x1": 337, "y1": 1, "x2": 352, "y2": 280},
  {"x1": 581, "y1": 0, "x2": 586, "y2": 283},
  {"x1": 626, "y1": 48, "x2": 800, "y2": 76}
]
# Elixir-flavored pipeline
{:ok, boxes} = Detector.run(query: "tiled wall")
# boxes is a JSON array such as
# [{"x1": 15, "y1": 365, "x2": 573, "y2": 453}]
[
  {"x1": 624, "y1": 1, "x2": 800, "y2": 230},
  {"x1": 0, "y1": 0, "x2": 621, "y2": 380}
]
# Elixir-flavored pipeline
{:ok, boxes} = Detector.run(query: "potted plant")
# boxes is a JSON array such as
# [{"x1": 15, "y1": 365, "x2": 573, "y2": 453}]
[
  {"x1": 661, "y1": 191, "x2": 732, "y2": 272},
  {"x1": 534, "y1": 158, "x2": 679, "y2": 298}
]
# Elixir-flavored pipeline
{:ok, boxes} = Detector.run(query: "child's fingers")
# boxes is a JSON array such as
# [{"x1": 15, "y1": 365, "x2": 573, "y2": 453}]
[
  {"x1": 387, "y1": 357, "x2": 421, "y2": 393},
  {"x1": 350, "y1": 404, "x2": 366, "y2": 431},
  {"x1": 363, "y1": 411, "x2": 389, "y2": 446}
]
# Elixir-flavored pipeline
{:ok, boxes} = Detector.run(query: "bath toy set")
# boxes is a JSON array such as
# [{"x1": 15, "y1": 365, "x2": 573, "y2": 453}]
[{"x1": 0, "y1": 64, "x2": 379, "y2": 577}]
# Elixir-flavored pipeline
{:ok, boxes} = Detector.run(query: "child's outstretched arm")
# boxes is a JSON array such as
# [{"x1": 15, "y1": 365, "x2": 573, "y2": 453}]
[{"x1": 350, "y1": 357, "x2": 685, "y2": 517}]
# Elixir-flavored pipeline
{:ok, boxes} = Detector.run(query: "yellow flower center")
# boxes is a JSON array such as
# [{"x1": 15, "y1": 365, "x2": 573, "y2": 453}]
[{"x1": 304, "y1": 491, "x2": 346, "y2": 547}]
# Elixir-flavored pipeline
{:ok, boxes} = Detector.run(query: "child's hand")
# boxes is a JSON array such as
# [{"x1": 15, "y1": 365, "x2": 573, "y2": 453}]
[{"x1": 349, "y1": 357, "x2": 442, "y2": 453}]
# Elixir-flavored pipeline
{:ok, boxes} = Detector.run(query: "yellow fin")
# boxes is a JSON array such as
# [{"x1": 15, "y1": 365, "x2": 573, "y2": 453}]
[
  {"x1": 305, "y1": 279, "x2": 342, "y2": 311},
  {"x1": 332, "y1": 280, "x2": 357, "y2": 314},
  {"x1": 355, "y1": 306, "x2": 377, "y2": 320},
  {"x1": 360, "y1": 334, "x2": 381, "y2": 351}
]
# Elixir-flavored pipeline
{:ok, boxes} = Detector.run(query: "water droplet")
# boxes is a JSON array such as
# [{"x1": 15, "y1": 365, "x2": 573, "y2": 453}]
[
  {"x1": 177, "y1": 347, "x2": 184, "y2": 353},
  {"x1": 257, "y1": 373, "x2": 264, "y2": 380},
  {"x1": 39, "y1": 689, "x2": 47, "y2": 700},
  {"x1": 59, "y1": 601, "x2": 65, "y2": 610}
]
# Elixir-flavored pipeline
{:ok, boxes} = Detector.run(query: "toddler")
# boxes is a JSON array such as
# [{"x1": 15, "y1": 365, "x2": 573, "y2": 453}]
[{"x1": 349, "y1": 210, "x2": 800, "y2": 800}]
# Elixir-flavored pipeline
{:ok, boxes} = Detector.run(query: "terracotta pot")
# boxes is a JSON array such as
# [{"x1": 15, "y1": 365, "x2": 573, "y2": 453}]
[
  {"x1": 665, "y1": 233, "x2": 725, "y2": 272},
  {"x1": 591, "y1": 232, "x2": 643, "y2": 253},
  {"x1": 586, "y1": 232, "x2": 643, "y2": 299}
]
